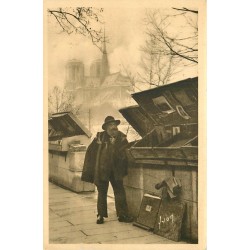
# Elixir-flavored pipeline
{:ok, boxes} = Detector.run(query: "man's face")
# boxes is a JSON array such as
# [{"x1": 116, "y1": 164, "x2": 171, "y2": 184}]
[{"x1": 106, "y1": 122, "x2": 118, "y2": 137}]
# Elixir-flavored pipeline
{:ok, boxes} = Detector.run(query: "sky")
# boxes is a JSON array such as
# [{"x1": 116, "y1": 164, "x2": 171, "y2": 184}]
[{"x1": 46, "y1": 7, "x2": 198, "y2": 90}]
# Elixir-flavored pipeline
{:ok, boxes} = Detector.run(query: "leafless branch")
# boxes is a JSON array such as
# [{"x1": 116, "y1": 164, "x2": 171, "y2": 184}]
[
  {"x1": 172, "y1": 7, "x2": 198, "y2": 14},
  {"x1": 48, "y1": 86, "x2": 81, "y2": 116},
  {"x1": 48, "y1": 7, "x2": 105, "y2": 50},
  {"x1": 144, "y1": 9, "x2": 198, "y2": 64}
]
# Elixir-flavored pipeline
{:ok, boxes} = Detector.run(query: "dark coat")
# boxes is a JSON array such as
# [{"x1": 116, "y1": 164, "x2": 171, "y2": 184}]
[{"x1": 81, "y1": 131, "x2": 129, "y2": 185}]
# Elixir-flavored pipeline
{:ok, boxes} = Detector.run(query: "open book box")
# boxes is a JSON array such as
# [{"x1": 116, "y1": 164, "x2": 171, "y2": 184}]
[
  {"x1": 48, "y1": 112, "x2": 91, "y2": 151},
  {"x1": 120, "y1": 77, "x2": 198, "y2": 242},
  {"x1": 48, "y1": 112, "x2": 94, "y2": 192}
]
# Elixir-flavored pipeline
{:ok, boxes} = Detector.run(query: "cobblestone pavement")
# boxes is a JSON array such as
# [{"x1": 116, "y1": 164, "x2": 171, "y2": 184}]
[{"x1": 48, "y1": 182, "x2": 186, "y2": 244}]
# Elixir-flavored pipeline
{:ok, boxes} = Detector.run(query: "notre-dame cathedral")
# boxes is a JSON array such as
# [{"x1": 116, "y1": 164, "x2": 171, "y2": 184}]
[{"x1": 64, "y1": 39, "x2": 135, "y2": 135}]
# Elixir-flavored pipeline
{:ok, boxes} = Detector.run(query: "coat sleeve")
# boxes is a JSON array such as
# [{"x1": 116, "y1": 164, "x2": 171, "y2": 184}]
[
  {"x1": 81, "y1": 137, "x2": 98, "y2": 183},
  {"x1": 114, "y1": 134, "x2": 130, "y2": 176},
  {"x1": 119, "y1": 137, "x2": 129, "y2": 158}
]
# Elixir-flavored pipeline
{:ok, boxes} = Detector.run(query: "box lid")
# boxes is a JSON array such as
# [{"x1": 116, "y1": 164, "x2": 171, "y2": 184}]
[
  {"x1": 131, "y1": 77, "x2": 198, "y2": 126},
  {"x1": 48, "y1": 112, "x2": 91, "y2": 140},
  {"x1": 119, "y1": 105, "x2": 155, "y2": 137}
]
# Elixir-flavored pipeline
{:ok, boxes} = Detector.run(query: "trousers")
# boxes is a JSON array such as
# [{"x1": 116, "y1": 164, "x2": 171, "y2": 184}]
[{"x1": 96, "y1": 172, "x2": 129, "y2": 218}]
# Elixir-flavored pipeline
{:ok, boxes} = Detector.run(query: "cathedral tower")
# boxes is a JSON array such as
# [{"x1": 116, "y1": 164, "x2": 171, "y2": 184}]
[
  {"x1": 100, "y1": 31, "x2": 110, "y2": 82},
  {"x1": 65, "y1": 59, "x2": 84, "y2": 90}
]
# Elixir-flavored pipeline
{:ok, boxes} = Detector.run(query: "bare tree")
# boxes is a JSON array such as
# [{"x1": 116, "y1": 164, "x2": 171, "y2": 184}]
[
  {"x1": 138, "y1": 35, "x2": 178, "y2": 87},
  {"x1": 121, "y1": 51, "x2": 177, "y2": 90},
  {"x1": 121, "y1": 8, "x2": 197, "y2": 90},
  {"x1": 48, "y1": 7, "x2": 105, "y2": 50},
  {"x1": 48, "y1": 86, "x2": 81, "y2": 116},
  {"x1": 143, "y1": 8, "x2": 198, "y2": 66},
  {"x1": 120, "y1": 64, "x2": 142, "y2": 92}
]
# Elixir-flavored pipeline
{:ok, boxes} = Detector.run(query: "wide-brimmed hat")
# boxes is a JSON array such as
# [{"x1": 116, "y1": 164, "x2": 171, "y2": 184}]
[{"x1": 102, "y1": 116, "x2": 120, "y2": 130}]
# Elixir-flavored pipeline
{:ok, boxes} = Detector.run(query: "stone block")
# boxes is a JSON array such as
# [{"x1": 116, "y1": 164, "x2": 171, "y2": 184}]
[
  {"x1": 123, "y1": 165, "x2": 143, "y2": 189},
  {"x1": 174, "y1": 167, "x2": 198, "y2": 202},
  {"x1": 49, "y1": 152, "x2": 95, "y2": 193},
  {"x1": 69, "y1": 151, "x2": 86, "y2": 172},
  {"x1": 71, "y1": 172, "x2": 95, "y2": 192},
  {"x1": 124, "y1": 186, "x2": 143, "y2": 218},
  {"x1": 49, "y1": 154, "x2": 59, "y2": 183},
  {"x1": 142, "y1": 166, "x2": 172, "y2": 196},
  {"x1": 181, "y1": 201, "x2": 198, "y2": 242},
  {"x1": 57, "y1": 152, "x2": 70, "y2": 169}
]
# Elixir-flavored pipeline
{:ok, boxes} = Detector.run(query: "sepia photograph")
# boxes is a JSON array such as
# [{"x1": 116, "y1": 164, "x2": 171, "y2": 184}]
[{"x1": 44, "y1": 0, "x2": 206, "y2": 248}]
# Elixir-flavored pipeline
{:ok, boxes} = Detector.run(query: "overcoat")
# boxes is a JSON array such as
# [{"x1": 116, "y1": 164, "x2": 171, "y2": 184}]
[{"x1": 81, "y1": 131, "x2": 129, "y2": 185}]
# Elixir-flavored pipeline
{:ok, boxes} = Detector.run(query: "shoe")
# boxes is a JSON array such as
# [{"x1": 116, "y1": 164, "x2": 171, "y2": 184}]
[
  {"x1": 118, "y1": 215, "x2": 133, "y2": 223},
  {"x1": 96, "y1": 215, "x2": 104, "y2": 224}
]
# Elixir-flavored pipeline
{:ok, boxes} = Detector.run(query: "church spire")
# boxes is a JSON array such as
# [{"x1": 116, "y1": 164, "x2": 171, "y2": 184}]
[
  {"x1": 100, "y1": 28, "x2": 110, "y2": 82},
  {"x1": 103, "y1": 28, "x2": 107, "y2": 53}
]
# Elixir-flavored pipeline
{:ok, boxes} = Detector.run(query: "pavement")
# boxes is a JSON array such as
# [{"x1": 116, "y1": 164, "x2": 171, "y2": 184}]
[{"x1": 48, "y1": 182, "x2": 186, "y2": 244}]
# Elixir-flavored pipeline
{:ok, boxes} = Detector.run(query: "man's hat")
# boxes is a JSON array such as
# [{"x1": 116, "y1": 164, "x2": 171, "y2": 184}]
[{"x1": 102, "y1": 116, "x2": 120, "y2": 130}]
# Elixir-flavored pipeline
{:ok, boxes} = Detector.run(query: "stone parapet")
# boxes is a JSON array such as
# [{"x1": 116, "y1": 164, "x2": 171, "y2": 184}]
[
  {"x1": 124, "y1": 162, "x2": 198, "y2": 242},
  {"x1": 49, "y1": 150, "x2": 95, "y2": 193}
]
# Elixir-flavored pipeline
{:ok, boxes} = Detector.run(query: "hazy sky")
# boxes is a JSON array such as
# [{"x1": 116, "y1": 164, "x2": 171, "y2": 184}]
[{"x1": 47, "y1": 7, "x2": 197, "y2": 90}]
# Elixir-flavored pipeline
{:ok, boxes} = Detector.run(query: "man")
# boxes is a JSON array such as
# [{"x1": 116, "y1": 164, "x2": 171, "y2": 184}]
[{"x1": 81, "y1": 116, "x2": 133, "y2": 224}]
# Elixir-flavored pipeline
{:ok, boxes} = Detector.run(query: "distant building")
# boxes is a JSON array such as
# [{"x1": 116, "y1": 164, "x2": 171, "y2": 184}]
[
  {"x1": 64, "y1": 38, "x2": 135, "y2": 135},
  {"x1": 64, "y1": 39, "x2": 133, "y2": 110}
]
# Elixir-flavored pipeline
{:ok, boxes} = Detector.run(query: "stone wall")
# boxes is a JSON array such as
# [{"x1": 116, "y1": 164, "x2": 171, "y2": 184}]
[
  {"x1": 124, "y1": 163, "x2": 198, "y2": 242},
  {"x1": 49, "y1": 150, "x2": 95, "y2": 193}
]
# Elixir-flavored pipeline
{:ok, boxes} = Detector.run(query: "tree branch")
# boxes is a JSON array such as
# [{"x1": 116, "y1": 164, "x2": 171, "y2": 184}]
[
  {"x1": 48, "y1": 7, "x2": 104, "y2": 50},
  {"x1": 172, "y1": 7, "x2": 198, "y2": 14}
]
